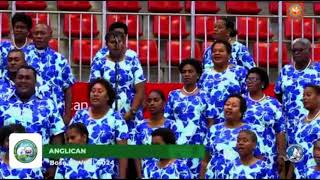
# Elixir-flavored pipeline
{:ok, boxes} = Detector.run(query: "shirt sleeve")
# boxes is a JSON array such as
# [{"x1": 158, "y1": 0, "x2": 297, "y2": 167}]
[
  {"x1": 272, "y1": 99, "x2": 286, "y2": 133},
  {"x1": 239, "y1": 67, "x2": 248, "y2": 94},
  {"x1": 132, "y1": 56, "x2": 146, "y2": 85},
  {"x1": 202, "y1": 47, "x2": 213, "y2": 69},
  {"x1": 49, "y1": 99, "x2": 66, "y2": 136},
  {"x1": 114, "y1": 112, "x2": 129, "y2": 141},
  {"x1": 238, "y1": 44, "x2": 256, "y2": 70},
  {"x1": 89, "y1": 49, "x2": 105, "y2": 82},
  {"x1": 275, "y1": 67, "x2": 284, "y2": 94},
  {"x1": 58, "y1": 55, "x2": 76, "y2": 89},
  {"x1": 164, "y1": 92, "x2": 175, "y2": 121}
]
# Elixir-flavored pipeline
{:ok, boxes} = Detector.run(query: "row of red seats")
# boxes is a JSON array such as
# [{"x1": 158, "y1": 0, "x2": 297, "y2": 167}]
[
  {"x1": 1, "y1": 13, "x2": 318, "y2": 41},
  {"x1": 69, "y1": 39, "x2": 297, "y2": 68},
  {"x1": 1, "y1": 1, "x2": 320, "y2": 15},
  {"x1": 71, "y1": 81, "x2": 276, "y2": 118}
]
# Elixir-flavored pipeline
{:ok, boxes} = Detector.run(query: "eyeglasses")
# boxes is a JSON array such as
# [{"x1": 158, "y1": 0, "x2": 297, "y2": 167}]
[{"x1": 246, "y1": 77, "x2": 261, "y2": 83}]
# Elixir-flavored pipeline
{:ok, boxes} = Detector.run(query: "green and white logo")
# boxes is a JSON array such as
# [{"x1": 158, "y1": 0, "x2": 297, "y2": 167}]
[
  {"x1": 13, "y1": 139, "x2": 38, "y2": 164},
  {"x1": 9, "y1": 133, "x2": 42, "y2": 168}
]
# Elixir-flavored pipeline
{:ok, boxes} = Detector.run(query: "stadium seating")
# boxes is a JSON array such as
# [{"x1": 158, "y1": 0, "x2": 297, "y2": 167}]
[
  {"x1": 185, "y1": 1, "x2": 220, "y2": 14},
  {"x1": 0, "y1": 1, "x2": 8, "y2": 9},
  {"x1": 107, "y1": 14, "x2": 142, "y2": 37},
  {"x1": 195, "y1": 16, "x2": 218, "y2": 39},
  {"x1": 284, "y1": 18, "x2": 320, "y2": 40},
  {"x1": 313, "y1": 2, "x2": 320, "y2": 15},
  {"x1": 57, "y1": 1, "x2": 91, "y2": 11},
  {"x1": 0, "y1": 13, "x2": 9, "y2": 36},
  {"x1": 127, "y1": 40, "x2": 158, "y2": 66},
  {"x1": 16, "y1": 1, "x2": 47, "y2": 10},
  {"x1": 72, "y1": 39, "x2": 102, "y2": 65},
  {"x1": 312, "y1": 43, "x2": 320, "y2": 62},
  {"x1": 107, "y1": 1, "x2": 141, "y2": 12},
  {"x1": 48, "y1": 39, "x2": 58, "y2": 52},
  {"x1": 148, "y1": 1, "x2": 182, "y2": 13},
  {"x1": 153, "y1": 16, "x2": 189, "y2": 39},
  {"x1": 237, "y1": 17, "x2": 274, "y2": 40},
  {"x1": 226, "y1": 1, "x2": 261, "y2": 14},
  {"x1": 253, "y1": 42, "x2": 289, "y2": 67},
  {"x1": 26, "y1": 13, "x2": 50, "y2": 28},
  {"x1": 269, "y1": 1, "x2": 304, "y2": 15},
  {"x1": 165, "y1": 40, "x2": 202, "y2": 65},
  {"x1": 63, "y1": 14, "x2": 99, "y2": 37}
]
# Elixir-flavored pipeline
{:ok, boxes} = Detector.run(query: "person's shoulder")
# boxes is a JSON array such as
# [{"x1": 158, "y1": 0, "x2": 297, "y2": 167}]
[
  {"x1": 125, "y1": 48, "x2": 138, "y2": 57},
  {"x1": 0, "y1": 40, "x2": 12, "y2": 47},
  {"x1": 311, "y1": 62, "x2": 320, "y2": 70}
]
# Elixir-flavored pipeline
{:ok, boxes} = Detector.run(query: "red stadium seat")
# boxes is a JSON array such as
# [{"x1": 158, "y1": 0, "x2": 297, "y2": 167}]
[
  {"x1": 72, "y1": 40, "x2": 102, "y2": 65},
  {"x1": 263, "y1": 82, "x2": 276, "y2": 98},
  {"x1": 26, "y1": 13, "x2": 50, "y2": 29},
  {"x1": 57, "y1": 1, "x2": 91, "y2": 11},
  {"x1": 16, "y1": 1, "x2": 47, "y2": 10},
  {"x1": 0, "y1": 13, "x2": 9, "y2": 36},
  {"x1": 253, "y1": 42, "x2": 289, "y2": 68},
  {"x1": 148, "y1": 1, "x2": 182, "y2": 13},
  {"x1": 269, "y1": 1, "x2": 304, "y2": 15},
  {"x1": 49, "y1": 39, "x2": 58, "y2": 52},
  {"x1": 314, "y1": 2, "x2": 320, "y2": 15},
  {"x1": 312, "y1": 43, "x2": 320, "y2": 62},
  {"x1": 153, "y1": 16, "x2": 189, "y2": 39},
  {"x1": 107, "y1": 1, "x2": 141, "y2": 12},
  {"x1": 0, "y1": 1, "x2": 8, "y2": 9},
  {"x1": 185, "y1": 1, "x2": 220, "y2": 14},
  {"x1": 237, "y1": 17, "x2": 274, "y2": 40},
  {"x1": 195, "y1": 16, "x2": 218, "y2": 39},
  {"x1": 144, "y1": 82, "x2": 183, "y2": 119},
  {"x1": 64, "y1": 14, "x2": 99, "y2": 37},
  {"x1": 165, "y1": 40, "x2": 201, "y2": 65},
  {"x1": 71, "y1": 82, "x2": 90, "y2": 117},
  {"x1": 107, "y1": 14, "x2": 142, "y2": 37},
  {"x1": 127, "y1": 40, "x2": 158, "y2": 66},
  {"x1": 284, "y1": 18, "x2": 320, "y2": 40},
  {"x1": 226, "y1": 1, "x2": 261, "y2": 15}
]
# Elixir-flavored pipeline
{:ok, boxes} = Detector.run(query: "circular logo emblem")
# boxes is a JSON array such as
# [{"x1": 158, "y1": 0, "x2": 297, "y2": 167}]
[
  {"x1": 287, "y1": 144, "x2": 304, "y2": 163},
  {"x1": 288, "y1": 3, "x2": 303, "y2": 19},
  {"x1": 13, "y1": 139, "x2": 38, "y2": 164}
]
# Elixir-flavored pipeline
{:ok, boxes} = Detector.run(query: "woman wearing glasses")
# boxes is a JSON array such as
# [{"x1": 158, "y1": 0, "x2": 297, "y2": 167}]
[{"x1": 243, "y1": 67, "x2": 286, "y2": 178}]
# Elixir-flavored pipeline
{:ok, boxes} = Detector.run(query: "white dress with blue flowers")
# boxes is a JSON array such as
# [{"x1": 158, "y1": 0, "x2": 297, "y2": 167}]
[
  {"x1": 143, "y1": 159, "x2": 191, "y2": 179},
  {"x1": 89, "y1": 48, "x2": 146, "y2": 131},
  {"x1": 204, "y1": 122, "x2": 267, "y2": 179},
  {"x1": 70, "y1": 108, "x2": 129, "y2": 177},
  {"x1": 291, "y1": 117, "x2": 320, "y2": 178},
  {"x1": 202, "y1": 41, "x2": 256, "y2": 70},
  {"x1": 225, "y1": 157, "x2": 273, "y2": 179},
  {"x1": 128, "y1": 119, "x2": 179, "y2": 176},
  {"x1": 164, "y1": 89, "x2": 214, "y2": 178},
  {"x1": 275, "y1": 62, "x2": 320, "y2": 144},
  {"x1": 198, "y1": 65, "x2": 247, "y2": 124},
  {"x1": 306, "y1": 166, "x2": 320, "y2": 179},
  {"x1": 0, "y1": 157, "x2": 43, "y2": 179},
  {"x1": 243, "y1": 93, "x2": 285, "y2": 177},
  {"x1": 24, "y1": 44, "x2": 76, "y2": 116}
]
